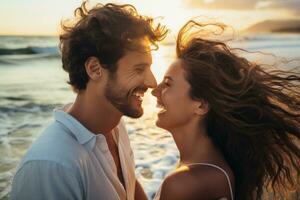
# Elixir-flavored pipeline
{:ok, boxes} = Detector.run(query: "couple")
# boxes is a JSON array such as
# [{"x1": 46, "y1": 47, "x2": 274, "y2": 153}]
[{"x1": 11, "y1": 2, "x2": 300, "y2": 200}]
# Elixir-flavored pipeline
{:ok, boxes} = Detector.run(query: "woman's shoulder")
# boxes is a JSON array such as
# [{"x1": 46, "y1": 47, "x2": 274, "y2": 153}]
[{"x1": 159, "y1": 164, "x2": 233, "y2": 200}]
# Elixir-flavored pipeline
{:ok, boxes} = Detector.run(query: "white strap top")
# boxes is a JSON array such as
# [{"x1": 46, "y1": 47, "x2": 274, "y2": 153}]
[{"x1": 153, "y1": 163, "x2": 234, "y2": 200}]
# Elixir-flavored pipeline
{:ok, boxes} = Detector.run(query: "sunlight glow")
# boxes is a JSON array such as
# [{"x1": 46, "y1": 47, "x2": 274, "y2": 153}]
[
  {"x1": 204, "y1": 0, "x2": 215, "y2": 4},
  {"x1": 0, "y1": 0, "x2": 296, "y2": 36}
]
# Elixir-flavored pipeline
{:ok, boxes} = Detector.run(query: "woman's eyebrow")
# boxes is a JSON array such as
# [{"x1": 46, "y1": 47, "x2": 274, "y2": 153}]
[{"x1": 163, "y1": 76, "x2": 173, "y2": 81}]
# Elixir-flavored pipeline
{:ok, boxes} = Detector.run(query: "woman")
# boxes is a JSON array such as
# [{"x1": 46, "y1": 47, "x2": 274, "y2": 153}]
[{"x1": 152, "y1": 20, "x2": 300, "y2": 200}]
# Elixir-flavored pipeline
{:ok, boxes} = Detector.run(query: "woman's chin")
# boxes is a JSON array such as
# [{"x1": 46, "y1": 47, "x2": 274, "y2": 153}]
[
  {"x1": 155, "y1": 120, "x2": 161, "y2": 128},
  {"x1": 155, "y1": 118, "x2": 169, "y2": 130}
]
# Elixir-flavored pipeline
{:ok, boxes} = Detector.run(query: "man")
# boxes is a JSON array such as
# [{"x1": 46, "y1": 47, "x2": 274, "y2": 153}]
[{"x1": 11, "y1": 2, "x2": 167, "y2": 200}]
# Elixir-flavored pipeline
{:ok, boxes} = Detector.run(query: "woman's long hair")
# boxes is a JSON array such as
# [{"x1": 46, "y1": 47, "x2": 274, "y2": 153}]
[{"x1": 176, "y1": 20, "x2": 300, "y2": 200}]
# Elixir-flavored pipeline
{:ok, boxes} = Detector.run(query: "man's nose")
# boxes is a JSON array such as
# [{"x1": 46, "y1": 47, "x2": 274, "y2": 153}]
[
  {"x1": 145, "y1": 70, "x2": 157, "y2": 89},
  {"x1": 151, "y1": 86, "x2": 158, "y2": 97}
]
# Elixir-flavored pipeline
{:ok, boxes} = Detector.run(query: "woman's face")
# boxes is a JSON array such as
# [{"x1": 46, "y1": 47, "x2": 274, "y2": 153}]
[{"x1": 151, "y1": 59, "x2": 201, "y2": 131}]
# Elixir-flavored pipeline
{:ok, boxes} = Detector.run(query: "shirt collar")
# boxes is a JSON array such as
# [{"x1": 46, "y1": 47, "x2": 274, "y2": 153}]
[{"x1": 53, "y1": 106, "x2": 106, "y2": 148}]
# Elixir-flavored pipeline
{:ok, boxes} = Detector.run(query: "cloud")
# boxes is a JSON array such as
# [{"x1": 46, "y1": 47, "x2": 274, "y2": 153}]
[
  {"x1": 183, "y1": 0, "x2": 300, "y2": 13},
  {"x1": 256, "y1": 0, "x2": 300, "y2": 14},
  {"x1": 183, "y1": 0, "x2": 260, "y2": 10}
]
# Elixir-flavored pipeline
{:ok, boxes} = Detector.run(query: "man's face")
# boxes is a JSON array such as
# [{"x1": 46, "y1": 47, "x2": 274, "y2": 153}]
[{"x1": 104, "y1": 42, "x2": 157, "y2": 118}]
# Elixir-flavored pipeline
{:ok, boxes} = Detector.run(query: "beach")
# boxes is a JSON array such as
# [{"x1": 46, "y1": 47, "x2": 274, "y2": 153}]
[{"x1": 0, "y1": 34, "x2": 300, "y2": 199}]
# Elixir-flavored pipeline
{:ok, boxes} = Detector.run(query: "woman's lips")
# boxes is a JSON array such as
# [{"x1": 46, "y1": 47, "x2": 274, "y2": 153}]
[{"x1": 156, "y1": 100, "x2": 167, "y2": 114}]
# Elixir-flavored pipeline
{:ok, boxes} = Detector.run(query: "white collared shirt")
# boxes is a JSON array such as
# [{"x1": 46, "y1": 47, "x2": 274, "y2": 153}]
[{"x1": 11, "y1": 109, "x2": 136, "y2": 200}]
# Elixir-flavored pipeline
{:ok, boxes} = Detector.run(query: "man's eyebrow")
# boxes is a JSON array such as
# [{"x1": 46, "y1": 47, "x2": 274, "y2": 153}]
[{"x1": 133, "y1": 63, "x2": 151, "y2": 68}]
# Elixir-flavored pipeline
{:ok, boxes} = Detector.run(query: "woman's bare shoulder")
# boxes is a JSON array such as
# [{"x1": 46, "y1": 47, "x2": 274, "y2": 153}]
[{"x1": 159, "y1": 165, "x2": 233, "y2": 200}]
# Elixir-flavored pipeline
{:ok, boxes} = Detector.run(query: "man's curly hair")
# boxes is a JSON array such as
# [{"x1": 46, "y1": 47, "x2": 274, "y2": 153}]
[{"x1": 59, "y1": 2, "x2": 167, "y2": 92}]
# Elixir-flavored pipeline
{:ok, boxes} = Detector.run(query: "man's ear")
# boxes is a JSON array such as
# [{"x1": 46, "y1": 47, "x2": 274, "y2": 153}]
[
  {"x1": 194, "y1": 99, "x2": 210, "y2": 116},
  {"x1": 85, "y1": 57, "x2": 102, "y2": 80}
]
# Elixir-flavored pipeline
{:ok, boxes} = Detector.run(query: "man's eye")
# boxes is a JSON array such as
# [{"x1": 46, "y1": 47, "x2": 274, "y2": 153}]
[{"x1": 135, "y1": 68, "x2": 144, "y2": 73}]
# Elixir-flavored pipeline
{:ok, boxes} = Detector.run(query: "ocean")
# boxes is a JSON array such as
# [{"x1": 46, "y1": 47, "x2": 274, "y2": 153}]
[{"x1": 0, "y1": 34, "x2": 299, "y2": 199}]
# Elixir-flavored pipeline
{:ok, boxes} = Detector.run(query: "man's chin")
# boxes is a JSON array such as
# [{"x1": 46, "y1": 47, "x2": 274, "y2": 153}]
[
  {"x1": 124, "y1": 107, "x2": 143, "y2": 118},
  {"x1": 111, "y1": 101, "x2": 144, "y2": 118},
  {"x1": 121, "y1": 102, "x2": 144, "y2": 118}
]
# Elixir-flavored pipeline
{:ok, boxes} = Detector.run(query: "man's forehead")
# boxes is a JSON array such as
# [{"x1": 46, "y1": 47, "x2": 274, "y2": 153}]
[
  {"x1": 124, "y1": 38, "x2": 152, "y2": 58},
  {"x1": 115, "y1": 37, "x2": 153, "y2": 68},
  {"x1": 117, "y1": 47, "x2": 152, "y2": 68},
  {"x1": 129, "y1": 36, "x2": 152, "y2": 51}
]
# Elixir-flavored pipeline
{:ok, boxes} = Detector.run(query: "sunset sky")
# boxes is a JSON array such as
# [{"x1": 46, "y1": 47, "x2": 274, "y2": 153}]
[{"x1": 0, "y1": 0, "x2": 299, "y2": 36}]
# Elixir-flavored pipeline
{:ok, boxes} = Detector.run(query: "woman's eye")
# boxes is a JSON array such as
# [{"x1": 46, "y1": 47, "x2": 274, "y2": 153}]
[{"x1": 163, "y1": 81, "x2": 170, "y2": 87}]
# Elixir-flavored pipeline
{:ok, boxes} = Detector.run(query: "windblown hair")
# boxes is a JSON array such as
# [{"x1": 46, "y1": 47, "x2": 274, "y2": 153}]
[
  {"x1": 59, "y1": 2, "x2": 167, "y2": 92},
  {"x1": 177, "y1": 20, "x2": 300, "y2": 200}
]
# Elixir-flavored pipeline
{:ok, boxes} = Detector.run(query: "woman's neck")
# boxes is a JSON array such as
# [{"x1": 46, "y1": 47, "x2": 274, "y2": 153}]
[{"x1": 170, "y1": 121, "x2": 221, "y2": 166}]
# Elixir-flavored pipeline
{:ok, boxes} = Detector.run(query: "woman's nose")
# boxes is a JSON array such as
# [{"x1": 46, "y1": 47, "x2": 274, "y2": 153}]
[{"x1": 151, "y1": 84, "x2": 161, "y2": 97}]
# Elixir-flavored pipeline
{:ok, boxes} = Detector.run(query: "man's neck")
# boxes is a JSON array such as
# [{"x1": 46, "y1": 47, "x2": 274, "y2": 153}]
[{"x1": 67, "y1": 91, "x2": 122, "y2": 136}]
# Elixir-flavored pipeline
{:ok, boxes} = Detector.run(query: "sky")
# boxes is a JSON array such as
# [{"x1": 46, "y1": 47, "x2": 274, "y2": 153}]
[{"x1": 0, "y1": 0, "x2": 299, "y2": 36}]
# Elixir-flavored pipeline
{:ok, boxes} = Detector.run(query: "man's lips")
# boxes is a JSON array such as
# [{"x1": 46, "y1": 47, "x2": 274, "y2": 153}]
[{"x1": 131, "y1": 88, "x2": 147, "y2": 102}]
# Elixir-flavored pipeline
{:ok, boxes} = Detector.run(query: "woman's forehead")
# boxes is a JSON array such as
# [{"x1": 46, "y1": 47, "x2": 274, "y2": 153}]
[
  {"x1": 164, "y1": 59, "x2": 189, "y2": 84},
  {"x1": 165, "y1": 59, "x2": 184, "y2": 76}
]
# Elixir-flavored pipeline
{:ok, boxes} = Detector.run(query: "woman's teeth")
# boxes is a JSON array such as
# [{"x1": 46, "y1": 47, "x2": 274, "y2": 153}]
[{"x1": 156, "y1": 103, "x2": 167, "y2": 114}]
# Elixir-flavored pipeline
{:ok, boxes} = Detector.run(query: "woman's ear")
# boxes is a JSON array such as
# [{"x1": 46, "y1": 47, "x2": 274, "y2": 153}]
[
  {"x1": 85, "y1": 57, "x2": 102, "y2": 80},
  {"x1": 194, "y1": 99, "x2": 210, "y2": 116}
]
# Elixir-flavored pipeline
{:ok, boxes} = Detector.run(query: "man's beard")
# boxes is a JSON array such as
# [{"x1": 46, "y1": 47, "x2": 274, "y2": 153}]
[{"x1": 104, "y1": 76, "x2": 147, "y2": 118}]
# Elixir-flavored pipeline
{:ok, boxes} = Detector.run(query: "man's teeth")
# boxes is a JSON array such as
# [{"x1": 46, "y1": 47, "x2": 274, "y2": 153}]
[
  {"x1": 133, "y1": 92, "x2": 144, "y2": 97},
  {"x1": 132, "y1": 92, "x2": 144, "y2": 101}
]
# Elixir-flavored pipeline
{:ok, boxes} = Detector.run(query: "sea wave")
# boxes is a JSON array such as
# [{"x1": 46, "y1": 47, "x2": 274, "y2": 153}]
[
  {"x1": 0, "y1": 102, "x2": 60, "y2": 114},
  {"x1": 0, "y1": 53, "x2": 60, "y2": 65},
  {"x1": 0, "y1": 46, "x2": 60, "y2": 64},
  {"x1": 0, "y1": 46, "x2": 59, "y2": 56}
]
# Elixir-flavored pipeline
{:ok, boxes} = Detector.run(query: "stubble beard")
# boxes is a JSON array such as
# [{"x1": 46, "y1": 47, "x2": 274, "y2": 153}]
[{"x1": 104, "y1": 76, "x2": 144, "y2": 118}]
